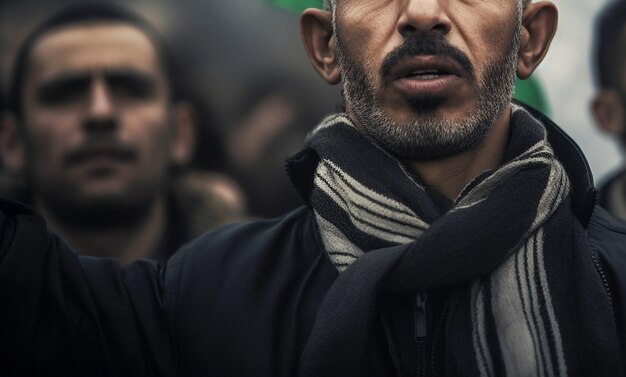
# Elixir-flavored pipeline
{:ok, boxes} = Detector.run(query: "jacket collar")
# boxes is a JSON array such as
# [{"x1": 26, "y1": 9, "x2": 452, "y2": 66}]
[
  {"x1": 287, "y1": 103, "x2": 598, "y2": 228},
  {"x1": 521, "y1": 102, "x2": 598, "y2": 228}
]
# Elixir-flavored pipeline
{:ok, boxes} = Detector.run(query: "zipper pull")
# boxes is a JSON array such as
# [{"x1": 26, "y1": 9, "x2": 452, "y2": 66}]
[{"x1": 414, "y1": 292, "x2": 427, "y2": 343}]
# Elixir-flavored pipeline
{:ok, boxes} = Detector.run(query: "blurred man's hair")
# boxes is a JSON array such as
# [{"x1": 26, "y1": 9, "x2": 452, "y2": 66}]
[
  {"x1": 593, "y1": 0, "x2": 626, "y2": 91},
  {"x1": 7, "y1": 2, "x2": 180, "y2": 117}
]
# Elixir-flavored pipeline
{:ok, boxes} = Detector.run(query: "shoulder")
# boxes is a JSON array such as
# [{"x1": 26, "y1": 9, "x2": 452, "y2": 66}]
[
  {"x1": 161, "y1": 206, "x2": 338, "y2": 375},
  {"x1": 170, "y1": 206, "x2": 317, "y2": 266},
  {"x1": 163, "y1": 206, "x2": 331, "y2": 304},
  {"x1": 0, "y1": 198, "x2": 50, "y2": 261}
]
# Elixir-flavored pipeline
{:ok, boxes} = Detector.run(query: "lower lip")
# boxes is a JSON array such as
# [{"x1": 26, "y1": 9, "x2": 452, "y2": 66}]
[{"x1": 392, "y1": 74, "x2": 460, "y2": 97}]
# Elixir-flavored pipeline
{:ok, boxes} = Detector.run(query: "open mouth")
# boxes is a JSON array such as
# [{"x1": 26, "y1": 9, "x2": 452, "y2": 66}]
[
  {"x1": 387, "y1": 57, "x2": 467, "y2": 98},
  {"x1": 387, "y1": 55, "x2": 465, "y2": 84},
  {"x1": 404, "y1": 69, "x2": 450, "y2": 80}
]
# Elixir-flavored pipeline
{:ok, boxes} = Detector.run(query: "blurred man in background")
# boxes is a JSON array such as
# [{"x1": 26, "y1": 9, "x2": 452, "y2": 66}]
[
  {"x1": 0, "y1": 3, "x2": 243, "y2": 264},
  {"x1": 591, "y1": 0, "x2": 626, "y2": 222},
  {"x1": 226, "y1": 75, "x2": 322, "y2": 217}
]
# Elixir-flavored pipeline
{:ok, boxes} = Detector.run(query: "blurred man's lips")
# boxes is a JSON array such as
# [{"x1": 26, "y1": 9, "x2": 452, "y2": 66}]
[{"x1": 65, "y1": 148, "x2": 136, "y2": 169}]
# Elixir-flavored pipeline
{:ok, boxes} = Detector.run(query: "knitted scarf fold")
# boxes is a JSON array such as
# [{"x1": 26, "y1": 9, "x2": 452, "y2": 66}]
[{"x1": 300, "y1": 107, "x2": 623, "y2": 377}]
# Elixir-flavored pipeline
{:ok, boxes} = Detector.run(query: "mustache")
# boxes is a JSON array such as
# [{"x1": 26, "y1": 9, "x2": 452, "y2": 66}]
[
  {"x1": 63, "y1": 139, "x2": 138, "y2": 167},
  {"x1": 380, "y1": 31, "x2": 475, "y2": 82}
]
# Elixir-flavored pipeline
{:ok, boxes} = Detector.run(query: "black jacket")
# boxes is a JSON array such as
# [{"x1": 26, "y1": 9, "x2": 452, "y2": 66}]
[{"x1": 0, "y1": 109, "x2": 624, "y2": 376}]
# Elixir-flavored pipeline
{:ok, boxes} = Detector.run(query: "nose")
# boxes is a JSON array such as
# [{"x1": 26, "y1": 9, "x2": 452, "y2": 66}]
[
  {"x1": 84, "y1": 77, "x2": 117, "y2": 132},
  {"x1": 397, "y1": 0, "x2": 452, "y2": 38}
]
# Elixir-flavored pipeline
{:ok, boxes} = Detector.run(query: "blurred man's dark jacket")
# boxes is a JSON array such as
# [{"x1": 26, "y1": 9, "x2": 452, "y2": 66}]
[{"x1": 0, "y1": 173, "x2": 241, "y2": 262}]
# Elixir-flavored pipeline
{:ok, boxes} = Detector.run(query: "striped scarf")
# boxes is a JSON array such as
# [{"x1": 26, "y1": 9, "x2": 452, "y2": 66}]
[{"x1": 300, "y1": 107, "x2": 622, "y2": 376}]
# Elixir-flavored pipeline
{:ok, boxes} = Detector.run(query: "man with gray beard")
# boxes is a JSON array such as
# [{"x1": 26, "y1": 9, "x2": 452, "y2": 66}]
[{"x1": 0, "y1": 0, "x2": 624, "y2": 376}]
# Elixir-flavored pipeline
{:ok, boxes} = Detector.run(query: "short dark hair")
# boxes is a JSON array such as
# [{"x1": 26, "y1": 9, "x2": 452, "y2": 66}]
[
  {"x1": 7, "y1": 3, "x2": 180, "y2": 116},
  {"x1": 593, "y1": 0, "x2": 626, "y2": 90}
]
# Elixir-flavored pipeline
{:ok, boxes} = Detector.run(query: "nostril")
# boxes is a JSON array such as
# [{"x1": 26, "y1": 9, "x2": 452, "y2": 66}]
[
  {"x1": 432, "y1": 23, "x2": 450, "y2": 34},
  {"x1": 400, "y1": 24, "x2": 418, "y2": 38},
  {"x1": 399, "y1": 22, "x2": 450, "y2": 39},
  {"x1": 83, "y1": 118, "x2": 117, "y2": 133}
]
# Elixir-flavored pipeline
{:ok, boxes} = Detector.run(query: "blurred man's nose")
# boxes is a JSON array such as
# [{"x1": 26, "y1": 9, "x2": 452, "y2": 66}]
[{"x1": 84, "y1": 77, "x2": 117, "y2": 132}]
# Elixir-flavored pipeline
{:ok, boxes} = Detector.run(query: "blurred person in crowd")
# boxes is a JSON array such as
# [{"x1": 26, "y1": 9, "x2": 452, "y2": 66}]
[
  {"x1": 591, "y1": 0, "x2": 626, "y2": 222},
  {"x1": 0, "y1": 3, "x2": 243, "y2": 264},
  {"x1": 227, "y1": 75, "x2": 320, "y2": 217},
  {"x1": 0, "y1": 0, "x2": 625, "y2": 376}
]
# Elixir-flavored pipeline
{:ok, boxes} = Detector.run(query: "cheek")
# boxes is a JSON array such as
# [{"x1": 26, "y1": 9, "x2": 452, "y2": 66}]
[
  {"x1": 24, "y1": 113, "x2": 79, "y2": 169},
  {"x1": 121, "y1": 105, "x2": 172, "y2": 163},
  {"x1": 461, "y1": 9, "x2": 515, "y2": 59},
  {"x1": 450, "y1": 1, "x2": 515, "y2": 48},
  {"x1": 141, "y1": 127, "x2": 173, "y2": 183},
  {"x1": 338, "y1": 2, "x2": 402, "y2": 64},
  {"x1": 23, "y1": 133, "x2": 66, "y2": 184}
]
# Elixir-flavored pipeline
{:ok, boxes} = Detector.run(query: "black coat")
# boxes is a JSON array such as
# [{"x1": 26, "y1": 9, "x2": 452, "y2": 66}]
[{"x1": 0, "y1": 110, "x2": 624, "y2": 377}]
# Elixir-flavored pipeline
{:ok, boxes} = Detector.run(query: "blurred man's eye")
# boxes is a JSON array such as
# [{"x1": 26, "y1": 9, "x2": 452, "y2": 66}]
[
  {"x1": 107, "y1": 72, "x2": 156, "y2": 100},
  {"x1": 37, "y1": 76, "x2": 90, "y2": 106}
]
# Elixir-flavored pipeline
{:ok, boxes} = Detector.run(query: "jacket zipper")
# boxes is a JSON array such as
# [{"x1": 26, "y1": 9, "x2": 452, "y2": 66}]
[
  {"x1": 590, "y1": 247, "x2": 613, "y2": 308},
  {"x1": 587, "y1": 195, "x2": 614, "y2": 310},
  {"x1": 415, "y1": 292, "x2": 428, "y2": 377},
  {"x1": 415, "y1": 292, "x2": 427, "y2": 342},
  {"x1": 430, "y1": 296, "x2": 451, "y2": 377},
  {"x1": 380, "y1": 300, "x2": 403, "y2": 377}
]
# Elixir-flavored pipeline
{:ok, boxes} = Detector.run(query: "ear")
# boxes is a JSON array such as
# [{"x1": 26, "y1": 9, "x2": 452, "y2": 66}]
[
  {"x1": 591, "y1": 90, "x2": 625, "y2": 136},
  {"x1": 301, "y1": 8, "x2": 341, "y2": 85},
  {"x1": 169, "y1": 101, "x2": 196, "y2": 166},
  {"x1": 517, "y1": 1, "x2": 558, "y2": 79},
  {"x1": 0, "y1": 113, "x2": 25, "y2": 173}
]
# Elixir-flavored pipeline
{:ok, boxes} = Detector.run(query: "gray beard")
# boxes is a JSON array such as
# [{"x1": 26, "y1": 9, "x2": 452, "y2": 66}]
[{"x1": 334, "y1": 23, "x2": 521, "y2": 160}]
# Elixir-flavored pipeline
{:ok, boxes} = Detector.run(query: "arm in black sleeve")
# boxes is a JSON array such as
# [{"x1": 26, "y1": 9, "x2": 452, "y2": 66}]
[{"x1": 0, "y1": 199, "x2": 173, "y2": 376}]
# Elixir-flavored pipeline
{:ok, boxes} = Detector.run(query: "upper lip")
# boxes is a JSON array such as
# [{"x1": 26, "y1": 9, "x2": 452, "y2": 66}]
[{"x1": 387, "y1": 55, "x2": 465, "y2": 82}]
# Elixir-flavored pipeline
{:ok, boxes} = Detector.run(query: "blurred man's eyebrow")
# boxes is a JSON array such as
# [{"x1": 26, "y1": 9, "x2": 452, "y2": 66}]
[
  {"x1": 35, "y1": 73, "x2": 91, "y2": 104},
  {"x1": 37, "y1": 72, "x2": 91, "y2": 92},
  {"x1": 37, "y1": 69, "x2": 157, "y2": 86},
  {"x1": 104, "y1": 69, "x2": 156, "y2": 81},
  {"x1": 105, "y1": 69, "x2": 159, "y2": 98},
  {"x1": 104, "y1": 69, "x2": 157, "y2": 88},
  {"x1": 35, "y1": 69, "x2": 158, "y2": 97}
]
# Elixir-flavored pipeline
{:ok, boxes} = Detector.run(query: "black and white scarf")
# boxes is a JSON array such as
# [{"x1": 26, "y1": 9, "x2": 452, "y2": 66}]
[{"x1": 300, "y1": 107, "x2": 623, "y2": 376}]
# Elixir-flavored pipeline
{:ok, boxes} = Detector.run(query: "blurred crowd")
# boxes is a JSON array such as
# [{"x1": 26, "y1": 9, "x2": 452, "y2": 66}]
[
  {"x1": 0, "y1": 0, "x2": 625, "y2": 265},
  {"x1": 0, "y1": 0, "x2": 343, "y2": 264},
  {"x1": 0, "y1": 1, "x2": 343, "y2": 203}
]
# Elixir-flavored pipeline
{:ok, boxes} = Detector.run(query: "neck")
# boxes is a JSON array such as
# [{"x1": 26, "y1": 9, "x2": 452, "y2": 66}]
[
  {"x1": 405, "y1": 106, "x2": 511, "y2": 200},
  {"x1": 38, "y1": 198, "x2": 167, "y2": 265}
]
